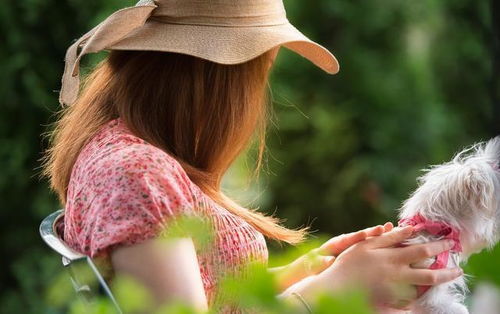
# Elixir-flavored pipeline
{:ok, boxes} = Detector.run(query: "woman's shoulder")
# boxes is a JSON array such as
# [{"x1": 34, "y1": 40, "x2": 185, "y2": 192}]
[
  {"x1": 69, "y1": 118, "x2": 196, "y2": 204},
  {"x1": 65, "y1": 118, "x2": 200, "y2": 257}
]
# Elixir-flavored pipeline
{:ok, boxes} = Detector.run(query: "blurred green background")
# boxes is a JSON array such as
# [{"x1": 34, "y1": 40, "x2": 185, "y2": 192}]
[{"x1": 1, "y1": 0, "x2": 499, "y2": 313}]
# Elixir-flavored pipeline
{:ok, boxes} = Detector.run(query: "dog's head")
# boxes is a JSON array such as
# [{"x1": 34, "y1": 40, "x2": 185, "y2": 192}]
[{"x1": 400, "y1": 136, "x2": 500, "y2": 249}]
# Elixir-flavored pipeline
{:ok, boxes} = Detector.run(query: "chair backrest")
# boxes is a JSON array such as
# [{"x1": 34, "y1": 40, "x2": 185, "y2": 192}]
[{"x1": 40, "y1": 209, "x2": 122, "y2": 313}]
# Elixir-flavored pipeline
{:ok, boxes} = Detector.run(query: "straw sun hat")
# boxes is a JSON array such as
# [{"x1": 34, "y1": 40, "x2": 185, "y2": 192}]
[{"x1": 60, "y1": 0, "x2": 340, "y2": 106}]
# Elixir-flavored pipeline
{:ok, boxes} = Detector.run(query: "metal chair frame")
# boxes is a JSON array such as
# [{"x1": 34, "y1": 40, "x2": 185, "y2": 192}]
[{"x1": 40, "y1": 209, "x2": 122, "y2": 313}]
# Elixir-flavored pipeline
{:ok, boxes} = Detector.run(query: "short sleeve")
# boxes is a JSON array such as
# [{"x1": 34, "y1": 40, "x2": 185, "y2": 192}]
[{"x1": 82, "y1": 144, "x2": 196, "y2": 259}]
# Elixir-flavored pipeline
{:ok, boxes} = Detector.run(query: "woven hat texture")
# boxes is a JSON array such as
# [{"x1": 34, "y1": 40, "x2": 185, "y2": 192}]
[{"x1": 60, "y1": 0, "x2": 339, "y2": 106}]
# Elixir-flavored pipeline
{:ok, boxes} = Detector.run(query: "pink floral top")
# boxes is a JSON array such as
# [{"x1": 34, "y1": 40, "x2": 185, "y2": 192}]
[{"x1": 63, "y1": 117, "x2": 268, "y2": 310}]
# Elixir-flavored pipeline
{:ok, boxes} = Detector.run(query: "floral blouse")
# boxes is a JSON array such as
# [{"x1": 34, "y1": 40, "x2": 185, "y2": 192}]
[{"x1": 63, "y1": 117, "x2": 269, "y2": 310}]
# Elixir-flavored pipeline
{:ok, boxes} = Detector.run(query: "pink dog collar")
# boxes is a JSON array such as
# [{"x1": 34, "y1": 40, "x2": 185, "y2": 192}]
[{"x1": 398, "y1": 214, "x2": 462, "y2": 297}]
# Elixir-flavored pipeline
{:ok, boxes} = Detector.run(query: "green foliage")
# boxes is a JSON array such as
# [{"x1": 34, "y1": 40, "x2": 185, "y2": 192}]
[
  {"x1": 464, "y1": 243, "x2": 500, "y2": 288},
  {"x1": 159, "y1": 213, "x2": 215, "y2": 251},
  {"x1": 218, "y1": 263, "x2": 282, "y2": 312},
  {"x1": 268, "y1": 237, "x2": 327, "y2": 268},
  {"x1": 313, "y1": 290, "x2": 374, "y2": 314},
  {"x1": 45, "y1": 266, "x2": 82, "y2": 308},
  {"x1": 45, "y1": 259, "x2": 375, "y2": 313},
  {"x1": 261, "y1": 0, "x2": 495, "y2": 236},
  {"x1": 112, "y1": 276, "x2": 155, "y2": 312}
]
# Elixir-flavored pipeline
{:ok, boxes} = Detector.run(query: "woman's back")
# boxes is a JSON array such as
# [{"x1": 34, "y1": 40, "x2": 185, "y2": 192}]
[{"x1": 63, "y1": 117, "x2": 268, "y2": 309}]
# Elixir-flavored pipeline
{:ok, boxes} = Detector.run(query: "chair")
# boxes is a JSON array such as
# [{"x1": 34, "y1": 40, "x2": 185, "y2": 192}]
[{"x1": 40, "y1": 209, "x2": 122, "y2": 313}]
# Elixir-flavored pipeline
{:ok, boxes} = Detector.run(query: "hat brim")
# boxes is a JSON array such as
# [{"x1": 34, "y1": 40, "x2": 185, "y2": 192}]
[{"x1": 108, "y1": 20, "x2": 339, "y2": 74}]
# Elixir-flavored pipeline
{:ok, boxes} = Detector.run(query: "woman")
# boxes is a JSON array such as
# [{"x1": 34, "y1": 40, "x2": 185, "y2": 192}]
[{"x1": 42, "y1": 0, "x2": 462, "y2": 312}]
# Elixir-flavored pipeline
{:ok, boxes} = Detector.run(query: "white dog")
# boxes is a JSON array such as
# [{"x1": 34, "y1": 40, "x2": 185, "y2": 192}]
[{"x1": 397, "y1": 136, "x2": 500, "y2": 314}]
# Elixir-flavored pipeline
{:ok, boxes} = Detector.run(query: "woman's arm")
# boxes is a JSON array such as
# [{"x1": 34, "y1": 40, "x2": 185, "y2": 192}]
[
  {"x1": 269, "y1": 223, "x2": 393, "y2": 292},
  {"x1": 110, "y1": 237, "x2": 208, "y2": 311}
]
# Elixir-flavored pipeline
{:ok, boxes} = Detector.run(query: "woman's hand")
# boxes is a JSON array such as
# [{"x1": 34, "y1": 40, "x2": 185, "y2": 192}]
[
  {"x1": 282, "y1": 226, "x2": 463, "y2": 310},
  {"x1": 271, "y1": 222, "x2": 394, "y2": 292}
]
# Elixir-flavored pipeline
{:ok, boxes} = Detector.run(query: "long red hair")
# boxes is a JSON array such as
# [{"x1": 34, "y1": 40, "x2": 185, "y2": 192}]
[{"x1": 41, "y1": 50, "x2": 307, "y2": 244}]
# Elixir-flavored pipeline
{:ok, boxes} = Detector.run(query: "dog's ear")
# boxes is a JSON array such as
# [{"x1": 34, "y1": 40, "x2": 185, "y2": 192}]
[
  {"x1": 461, "y1": 137, "x2": 500, "y2": 212},
  {"x1": 462, "y1": 167, "x2": 492, "y2": 208},
  {"x1": 484, "y1": 136, "x2": 500, "y2": 171},
  {"x1": 466, "y1": 137, "x2": 500, "y2": 244}
]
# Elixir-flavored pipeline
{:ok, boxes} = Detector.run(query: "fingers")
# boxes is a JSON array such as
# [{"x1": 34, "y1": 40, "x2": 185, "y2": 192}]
[
  {"x1": 383, "y1": 222, "x2": 394, "y2": 232},
  {"x1": 364, "y1": 225, "x2": 385, "y2": 237},
  {"x1": 363, "y1": 222, "x2": 393, "y2": 237},
  {"x1": 365, "y1": 226, "x2": 414, "y2": 249},
  {"x1": 402, "y1": 267, "x2": 463, "y2": 285},
  {"x1": 319, "y1": 222, "x2": 394, "y2": 255},
  {"x1": 318, "y1": 231, "x2": 367, "y2": 255},
  {"x1": 317, "y1": 255, "x2": 336, "y2": 271},
  {"x1": 365, "y1": 223, "x2": 394, "y2": 241},
  {"x1": 398, "y1": 240, "x2": 454, "y2": 264}
]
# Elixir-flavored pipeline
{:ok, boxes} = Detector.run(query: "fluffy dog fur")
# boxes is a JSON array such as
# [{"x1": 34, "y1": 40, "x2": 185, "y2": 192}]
[{"x1": 397, "y1": 136, "x2": 500, "y2": 314}]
